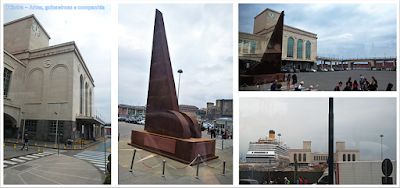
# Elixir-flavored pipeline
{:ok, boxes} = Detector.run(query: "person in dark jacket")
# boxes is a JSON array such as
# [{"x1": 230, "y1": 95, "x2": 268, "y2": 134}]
[
  {"x1": 21, "y1": 134, "x2": 28, "y2": 151},
  {"x1": 270, "y1": 79, "x2": 278, "y2": 91},
  {"x1": 343, "y1": 82, "x2": 352, "y2": 91},
  {"x1": 386, "y1": 83, "x2": 393, "y2": 91},
  {"x1": 334, "y1": 81, "x2": 342, "y2": 91},
  {"x1": 292, "y1": 73, "x2": 297, "y2": 90}
]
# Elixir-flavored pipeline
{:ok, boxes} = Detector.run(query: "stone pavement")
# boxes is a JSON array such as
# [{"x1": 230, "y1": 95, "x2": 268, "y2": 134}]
[
  {"x1": 3, "y1": 153, "x2": 104, "y2": 185},
  {"x1": 118, "y1": 122, "x2": 233, "y2": 184}
]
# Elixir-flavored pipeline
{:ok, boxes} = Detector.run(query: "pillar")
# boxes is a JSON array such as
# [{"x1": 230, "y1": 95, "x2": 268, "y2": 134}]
[
  {"x1": 330, "y1": 61, "x2": 333, "y2": 69},
  {"x1": 382, "y1": 60, "x2": 385, "y2": 69},
  {"x1": 341, "y1": 61, "x2": 344, "y2": 68},
  {"x1": 394, "y1": 59, "x2": 396, "y2": 68}
]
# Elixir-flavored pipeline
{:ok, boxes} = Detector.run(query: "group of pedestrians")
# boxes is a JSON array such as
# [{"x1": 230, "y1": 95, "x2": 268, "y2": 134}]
[
  {"x1": 334, "y1": 75, "x2": 393, "y2": 91},
  {"x1": 258, "y1": 176, "x2": 307, "y2": 184},
  {"x1": 208, "y1": 127, "x2": 231, "y2": 139}
]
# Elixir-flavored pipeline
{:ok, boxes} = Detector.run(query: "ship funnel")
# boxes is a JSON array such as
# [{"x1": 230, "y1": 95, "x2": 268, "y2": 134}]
[{"x1": 269, "y1": 130, "x2": 275, "y2": 139}]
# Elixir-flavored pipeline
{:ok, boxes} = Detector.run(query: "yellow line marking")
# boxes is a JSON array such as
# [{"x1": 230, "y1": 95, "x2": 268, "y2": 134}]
[
  {"x1": 122, "y1": 165, "x2": 128, "y2": 168},
  {"x1": 33, "y1": 169, "x2": 101, "y2": 181},
  {"x1": 17, "y1": 174, "x2": 28, "y2": 185},
  {"x1": 136, "y1": 153, "x2": 157, "y2": 163},
  {"x1": 26, "y1": 171, "x2": 62, "y2": 184}
]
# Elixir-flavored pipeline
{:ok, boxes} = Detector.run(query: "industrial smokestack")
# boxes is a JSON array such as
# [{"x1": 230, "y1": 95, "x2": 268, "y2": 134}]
[{"x1": 269, "y1": 130, "x2": 275, "y2": 139}]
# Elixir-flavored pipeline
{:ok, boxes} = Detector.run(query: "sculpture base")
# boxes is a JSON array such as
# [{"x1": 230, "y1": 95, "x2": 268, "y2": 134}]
[
  {"x1": 128, "y1": 130, "x2": 218, "y2": 165},
  {"x1": 239, "y1": 73, "x2": 285, "y2": 86}
]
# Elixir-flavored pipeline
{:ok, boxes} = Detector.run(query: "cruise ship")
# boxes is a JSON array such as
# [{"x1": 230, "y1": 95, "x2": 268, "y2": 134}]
[{"x1": 246, "y1": 130, "x2": 290, "y2": 167}]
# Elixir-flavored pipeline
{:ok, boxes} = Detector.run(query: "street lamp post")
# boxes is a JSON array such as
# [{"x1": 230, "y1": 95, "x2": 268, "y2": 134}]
[
  {"x1": 380, "y1": 134, "x2": 383, "y2": 160},
  {"x1": 177, "y1": 69, "x2": 183, "y2": 103},
  {"x1": 278, "y1": 133, "x2": 281, "y2": 145},
  {"x1": 21, "y1": 112, "x2": 28, "y2": 143},
  {"x1": 55, "y1": 112, "x2": 60, "y2": 155}
]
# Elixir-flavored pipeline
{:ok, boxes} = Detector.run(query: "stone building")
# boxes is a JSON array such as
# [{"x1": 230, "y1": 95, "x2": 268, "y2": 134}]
[
  {"x1": 289, "y1": 141, "x2": 360, "y2": 166},
  {"x1": 239, "y1": 8, "x2": 318, "y2": 73},
  {"x1": 179, "y1": 105, "x2": 199, "y2": 119},
  {"x1": 118, "y1": 104, "x2": 146, "y2": 118},
  {"x1": 206, "y1": 99, "x2": 233, "y2": 120},
  {"x1": 3, "y1": 14, "x2": 104, "y2": 142}
]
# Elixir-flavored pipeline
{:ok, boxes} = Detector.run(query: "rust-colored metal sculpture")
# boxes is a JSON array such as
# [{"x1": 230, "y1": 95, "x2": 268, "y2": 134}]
[
  {"x1": 239, "y1": 11, "x2": 285, "y2": 85},
  {"x1": 129, "y1": 9, "x2": 217, "y2": 164}
]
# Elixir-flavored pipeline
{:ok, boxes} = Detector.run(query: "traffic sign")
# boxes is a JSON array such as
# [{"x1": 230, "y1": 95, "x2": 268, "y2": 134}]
[
  {"x1": 382, "y1": 158, "x2": 393, "y2": 176},
  {"x1": 73, "y1": 127, "x2": 76, "y2": 132},
  {"x1": 213, "y1": 119, "x2": 216, "y2": 122}
]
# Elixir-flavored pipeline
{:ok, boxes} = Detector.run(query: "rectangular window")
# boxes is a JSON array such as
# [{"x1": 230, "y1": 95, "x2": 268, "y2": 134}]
[
  {"x1": 243, "y1": 40, "x2": 249, "y2": 53},
  {"x1": 50, "y1": 121, "x2": 64, "y2": 134},
  {"x1": 250, "y1": 41, "x2": 256, "y2": 54},
  {"x1": 3, "y1": 68, "x2": 12, "y2": 97},
  {"x1": 238, "y1": 39, "x2": 242, "y2": 52},
  {"x1": 25, "y1": 120, "x2": 37, "y2": 132}
]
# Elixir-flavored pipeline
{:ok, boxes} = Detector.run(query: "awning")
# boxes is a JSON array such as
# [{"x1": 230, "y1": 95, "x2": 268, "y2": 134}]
[{"x1": 76, "y1": 116, "x2": 105, "y2": 125}]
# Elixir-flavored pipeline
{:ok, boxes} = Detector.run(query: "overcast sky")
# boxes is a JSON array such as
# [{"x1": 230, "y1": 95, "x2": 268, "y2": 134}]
[
  {"x1": 239, "y1": 3, "x2": 397, "y2": 63},
  {"x1": 118, "y1": 4, "x2": 233, "y2": 109},
  {"x1": 239, "y1": 98, "x2": 397, "y2": 161},
  {"x1": 3, "y1": 3, "x2": 111, "y2": 123}
]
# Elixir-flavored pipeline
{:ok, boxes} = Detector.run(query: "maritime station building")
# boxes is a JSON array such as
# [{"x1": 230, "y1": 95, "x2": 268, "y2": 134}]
[
  {"x1": 289, "y1": 141, "x2": 360, "y2": 166},
  {"x1": 239, "y1": 8, "x2": 318, "y2": 73},
  {"x1": 3, "y1": 15, "x2": 104, "y2": 142}
]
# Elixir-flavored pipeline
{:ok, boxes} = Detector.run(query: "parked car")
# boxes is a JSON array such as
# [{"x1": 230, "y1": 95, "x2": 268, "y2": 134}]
[
  {"x1": 138, "y1": 120, "x2": 145, "y2": 125},
  {"x1": 310, "y1": 68, "x2": 317, "y2": 72},
  {"x1": 280, "y1": 68, "x2": 288, "y2": 73},
  {"x1": 118, "y1": 117, "x2": 127, "y2": 121},
  {"x1": 289, "y1": 69, "x2": 294, "y2": 73}
]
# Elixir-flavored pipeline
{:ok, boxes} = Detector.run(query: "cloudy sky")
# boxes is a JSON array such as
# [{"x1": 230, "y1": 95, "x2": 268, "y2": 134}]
[
  {"x1": 118, "y1": 4, "x2": 233, "y2": 109},
  {"x1": 239, "y1": 98, "x2": 397, "y2": 161},
  {"x1": 239, "y1": 3, "x2": 397, "y2": 63},
  {"x1": 3, "y1": 3, "x2": 111, "y2": 123}
]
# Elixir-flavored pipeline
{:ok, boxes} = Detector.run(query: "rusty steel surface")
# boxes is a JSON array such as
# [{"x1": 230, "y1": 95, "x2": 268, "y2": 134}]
[
  {"x1": 143, "y1": 9, "x2": 201, "y2": 139},
  {"x1": 246, "y1": 11, "x2": 284, "y2": 75},
  {"x1": 143, "y1": 134, "x2": 176, "y2": 154}
]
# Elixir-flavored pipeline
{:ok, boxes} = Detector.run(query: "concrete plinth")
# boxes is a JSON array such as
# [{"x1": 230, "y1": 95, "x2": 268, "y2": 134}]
[{"x1": 239, "y1": 73, "x2": 285, "y2": 86}]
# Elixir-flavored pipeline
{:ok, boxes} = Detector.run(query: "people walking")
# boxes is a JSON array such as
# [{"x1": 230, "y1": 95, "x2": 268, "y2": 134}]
[
  {"x1": 371, "y1": 76, "x2": 378, "y2": 90},
  {"x1": 346, "y1": 77, "x2": 353, "y2": 88},
  {"x1": 386, "y1": 83, "x2": 393, "y2": 91},
  {"x1": 286, "y1": 73, "x2": 291, "y2": 90},
  {"x1": 359, "y1": 74, "x2": 364, "y2": 87},
  {"x1": 352, "y1": 80, "x2": 359, "y2": 91},
  {"x1": 292, "y1": 73, "x2": 297, "y2": 90},
  {"x1": 21, "y1": 133, "x2": 28, "y2": 151},
  {"x1": 270, "y1": 79, "x2": 278, "y2": 91},
  {"x1": 362, "y1": 78, "x2": 369, "y2": 91},
  {"x1": 333, "y1": 81, "x2": 342, "y2": 91},
  {"x1": 343, "y1": 82, "x2": 352, "y2": 91}
]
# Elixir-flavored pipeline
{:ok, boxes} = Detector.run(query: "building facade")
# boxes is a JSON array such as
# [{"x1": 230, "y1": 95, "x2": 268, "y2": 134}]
[
  {"x1": 239, "y1": 8, "x2": 318, "y2": 73},
  {"x1": 206, "y1": 99, "x2": 233, "y2": 120},
  {"x1": 118, "y1": 104, "x2": 146, "y2": 118},
  {"x1": 289, "y1": 141, "x2": 360, "y2": 166},
  {"x1": 3, "y1": 15, "x2": 103, "y2": 142}
]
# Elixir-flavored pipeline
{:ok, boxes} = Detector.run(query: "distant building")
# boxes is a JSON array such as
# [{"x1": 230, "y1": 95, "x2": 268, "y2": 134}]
[
  {"x1": 206, "y1": 99, "x2": 233, "y2": 120},
  {"x1": 179, "y1": 104, "x2": 199, "y2": 119},
  {"x1": 118, "y1": 104, "x2": 146, "y2": 118},
  {"x1": 289, "y1": 141, "x2": 360, "y2": 166},
  {"x1": 3, "y1": 15, "x2": 104, "y2": 142},
  {"x1": 239, "y1": 8, "x2": 318, "y2": 73}
]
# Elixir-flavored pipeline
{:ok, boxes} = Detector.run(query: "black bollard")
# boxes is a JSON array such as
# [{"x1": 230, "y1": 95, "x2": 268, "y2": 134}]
[
  {"x1": 222, "y1": 160, "x2": 226, "y2": 176},
  {"x1": 222, "y1": 139, "x2": 224, "y2": 151},
  {"x1": 162, "y1": 160, "x2": 166, "y2": 177},
  {"x1": 129, "y1": 148, "x2": 137, "y2": 172},
  {"x1": 195, "y1": 154, "x2": 200, "y2": 179}
]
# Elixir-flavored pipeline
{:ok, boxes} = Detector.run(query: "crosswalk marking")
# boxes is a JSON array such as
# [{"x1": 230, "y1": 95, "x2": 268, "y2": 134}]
[
  {"x1": 73, "y1": 150, "x2": 110, "y2": 173},
  {"x1": 25, "y1": 155, "x2": 39, "y2": 159},
  {"x1": 10, "y1": 158, "x2": 26, "y2": 163},
  {"x1": 19, "y1": 157, "x2": 33, "y2": 161},
  {"x1": 4, "y1": 152, "x2": 54, "y2": 168},
  {"x1": 4, "y1": 160, "x2": 17, "y2": 165}
]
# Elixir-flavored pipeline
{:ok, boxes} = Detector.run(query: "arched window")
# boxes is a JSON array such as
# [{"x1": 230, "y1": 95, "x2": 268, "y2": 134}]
[
  {"x1": 306, "y1": 41, "x2": 311, "y2": 59},
  {"x1": 85, "y1": 83, "x2": 88, "y2": 116},
  {"x1": 352, "y1": 154, "x2": 355, "y2": 161},
  {"x1": 303, "y1": 154, "x2": 306, "y2": 162},
  {"x1": 297, "y1": 39, "x2": 303, "y2": 58},
  {"x1": 299, "y1": 153, "x2": 301, "y2": 162},
  {"x1": 294, "y1": 154, "x2": 297, "y2": 161},
  {"x1": 348, "y1": 154, "x2": 351, "y2": 161},
  {"x1": 80, "y1": 76, "x2": 83, "y2": 114},
  {"x1": 287, "y1": 37, "x2": 294, "y2": 57},
  {"x1": 89, "y1": 88, "x2": 92, "y2": 116},
  {"x1": 343, "y1": 154, "x2": 346, "y2": 161}
]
